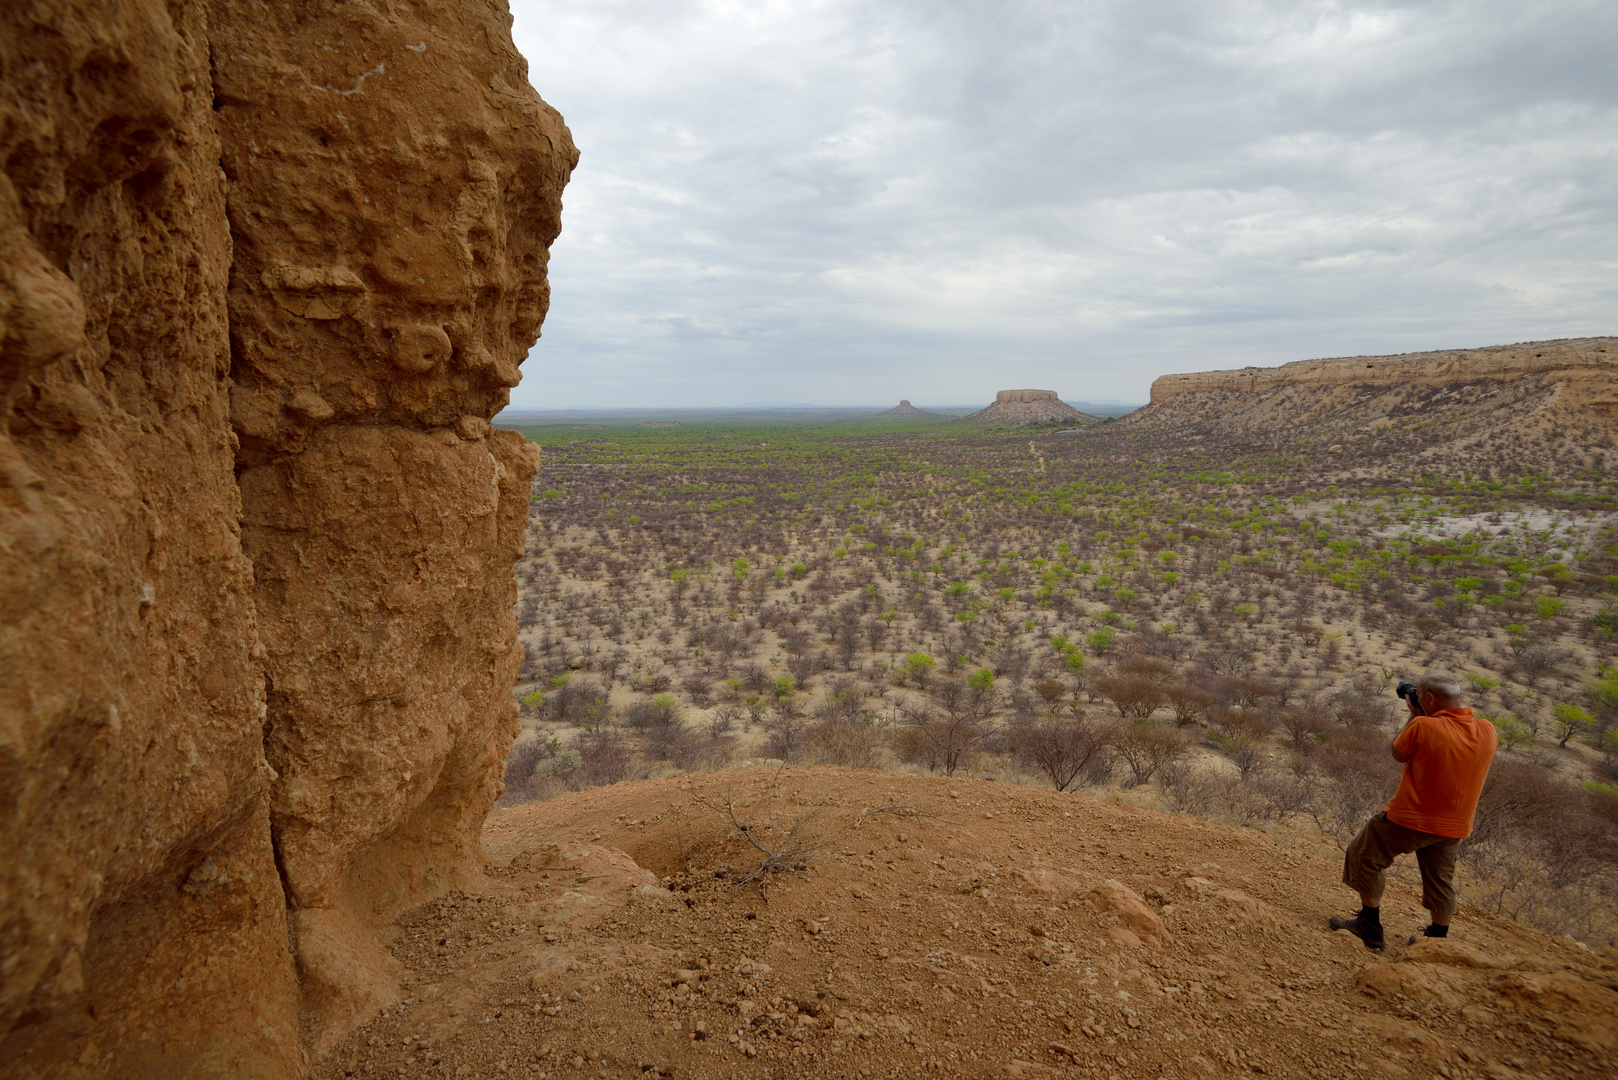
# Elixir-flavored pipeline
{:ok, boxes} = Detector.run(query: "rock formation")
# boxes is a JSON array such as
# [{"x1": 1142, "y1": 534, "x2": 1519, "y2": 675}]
[
  {"x1": 957, "y1": 389, "x2": 1097, "y2": 425},
  {"x1": 1138, "y1": 338, "x2": 1617, "y2": 428},
  {"x1": 871, "y1": 399, "x2": 943, "y2": 420},
  {"x1": 0, "y1": 1, "x2": 574, "y2": 1076}
]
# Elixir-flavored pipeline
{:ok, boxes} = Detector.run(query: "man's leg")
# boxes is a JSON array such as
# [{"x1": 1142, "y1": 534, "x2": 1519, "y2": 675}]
[
  {"x1": 1332, "y1": 814, "x2": 1408, "y2": 950},
  {"x1": 1409, "y1": 838, "x2": 1461, "y2": 942}
]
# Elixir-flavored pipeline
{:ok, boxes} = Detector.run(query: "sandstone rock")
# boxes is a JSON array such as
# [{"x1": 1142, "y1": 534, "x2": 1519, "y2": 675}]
[
  {"x1": 1355, "y1": 962, "x2": 1469, "y2": 1011},
  {"x1": 1, "y1": 3, "x2": 297, "y2": 1074},
  {"x1": 1010, "y1": 866, "x2": 1084, "y2": 896},
  {"x1": 1, "y1": 0, "x2": 573, "y2": 1074},
  {"x1": 1489, "y1": 970, "x2": 1618, "y2": 1052},
  {"x1": 1211, "y1": 887, "x2": 1294, "y2": 928},
  {"x1": 1395, "y1": 938, "x2": 1503, "y2": 969},
  {"x1": 958, "y1": 390, "x2": 1099, "y2": 426},
  {"x1": 1088, "y1": 879, "x2": 1170, "y2": 946}
]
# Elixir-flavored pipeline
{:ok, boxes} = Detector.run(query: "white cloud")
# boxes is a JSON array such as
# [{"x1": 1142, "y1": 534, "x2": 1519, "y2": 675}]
[{"x1": 507, "y1": 0, "x2": 1618, "y2": 407}]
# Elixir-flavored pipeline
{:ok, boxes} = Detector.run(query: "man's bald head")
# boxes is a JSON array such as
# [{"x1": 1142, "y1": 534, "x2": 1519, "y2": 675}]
[{"x1": 1418, "y1": 671, "x2": 1462, "y2": 706}]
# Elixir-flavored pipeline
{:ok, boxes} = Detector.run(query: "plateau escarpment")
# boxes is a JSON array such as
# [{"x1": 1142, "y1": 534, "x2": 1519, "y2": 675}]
[
  {"x1": 1137, "y1": 339, "x2": 1617, "y2": 447},
  {"x1": 0, "y1": 1, "x2": 574, "y2": 1076}
]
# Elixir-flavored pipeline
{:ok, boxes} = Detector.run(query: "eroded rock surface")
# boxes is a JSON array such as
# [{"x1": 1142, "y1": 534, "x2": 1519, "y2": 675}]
[{"x1": 0, "y1": 1, "x2": 573, "y2": 1075}]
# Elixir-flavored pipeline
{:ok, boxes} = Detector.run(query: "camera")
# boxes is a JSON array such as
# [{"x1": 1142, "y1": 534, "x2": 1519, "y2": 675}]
[{"x1": 1395, "y1": 681, "x2": 1419, "y2": 702}]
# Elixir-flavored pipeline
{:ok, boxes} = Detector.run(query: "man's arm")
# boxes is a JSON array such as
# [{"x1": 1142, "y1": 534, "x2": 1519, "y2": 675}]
[{"x1": 1391, "y1": 704, "x2": 1421, "y2": 763}]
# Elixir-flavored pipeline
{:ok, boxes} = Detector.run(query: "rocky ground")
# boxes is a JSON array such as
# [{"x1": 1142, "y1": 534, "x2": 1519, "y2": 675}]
[{"x1": 317, "y1": 769, "x2": 1617, "y2": 1080}]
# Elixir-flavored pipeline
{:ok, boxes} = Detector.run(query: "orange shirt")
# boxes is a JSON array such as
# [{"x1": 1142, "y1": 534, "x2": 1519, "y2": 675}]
[{"x1": 1385, "y1": 707, "x2": 1498, "y2": 838}]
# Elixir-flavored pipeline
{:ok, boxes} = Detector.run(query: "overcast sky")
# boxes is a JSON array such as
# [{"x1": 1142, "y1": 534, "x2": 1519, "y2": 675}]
[{"x1": 505, "y1": 0, "x2": 1617, "y2": 409}]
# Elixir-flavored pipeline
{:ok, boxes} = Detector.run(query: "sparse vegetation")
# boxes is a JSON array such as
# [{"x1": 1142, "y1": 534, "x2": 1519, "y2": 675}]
[{"x1": 498, "y1": 410, "x2": 1618, "y2": 944}]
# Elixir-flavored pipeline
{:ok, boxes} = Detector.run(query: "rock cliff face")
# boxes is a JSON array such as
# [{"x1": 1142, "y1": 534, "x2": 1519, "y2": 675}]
[
  {"x1": 958, "y1": 388, "x2": 1097, "y2": 425},
  {"x1": 1141, "y1": 338, "x2": 1617, "y2": 425},
  {"x1": 0, "y1": 2, "x2": 574, "y2": 1076}
]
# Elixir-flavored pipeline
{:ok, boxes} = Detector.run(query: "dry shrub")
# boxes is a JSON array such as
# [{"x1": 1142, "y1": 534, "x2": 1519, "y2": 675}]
[
  {"x1": 1459, "y1": 757, "x2": 1618, "y2": 944},
  {"x1": 676, "y1": 771, "x2": 837, "y2": 892},
  {"x1": 501, "y1": 737, "x2": 550, "y2": 805},
  {"x1": 682, "y1": 675, "x2": 713, "y2": 706},
  {"x1": 577, "y1": 727, "x2": 636, "y2": 787},
  {"x1": 806, "y1": 718, "x2": 888, "y2": 769},
  {"x1": 1112, "y1": 719, "x2": 1189, "y2": 788},
  {"x1": 1094, "y1": 674, "x2": 1167, "y2": 719},
  {"x1": 1163, "y1": 682, "x2": 1215, "y2": 726},
  {"x1": 1115, "y1": 654, "x2": 1176, "y2": 683},
  {"x1": 1306, "y1": 745, "x2": 1401, "y2": 847},
  {"x1": 1011, "y1": 710, "x2": 1117, "y2": 792},
  {"x1": 1032, "y1": 678, "x2": 1067, "y2": 705},
  {"x1": 1158, "y1": 766, "x2": 1313, "y2": 827},
  {"x1": 549, "y1": 678, "x2": 610, "y2": 726},
  {"x1": 1277, "y1": 705, "x2": 1324, "y2": 750},
  {"x1": 897, "y1": 697, "x2": 999, "y2": 776},
  {"x1": 762, "y1": 711, "x2": 810, "y2": 763}
]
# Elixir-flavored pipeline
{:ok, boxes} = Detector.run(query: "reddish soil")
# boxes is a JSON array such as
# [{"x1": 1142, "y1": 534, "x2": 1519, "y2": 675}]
[{"x1": 316, "y1": 769, "x2": 1618, "y2": 1080}]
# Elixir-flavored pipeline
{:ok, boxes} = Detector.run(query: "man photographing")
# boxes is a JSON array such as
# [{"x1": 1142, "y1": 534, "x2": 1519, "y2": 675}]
[{"x1": 1330, "y1": 671, "x2": 1498, "y2": 951}]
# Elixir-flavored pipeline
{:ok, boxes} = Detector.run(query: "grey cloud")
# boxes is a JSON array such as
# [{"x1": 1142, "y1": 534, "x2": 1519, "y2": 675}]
[{"x1": 508, "y1": 0, "x2": 1618, "y2": 407}]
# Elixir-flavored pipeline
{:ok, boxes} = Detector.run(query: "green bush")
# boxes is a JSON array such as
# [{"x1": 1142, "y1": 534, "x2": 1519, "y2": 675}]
[
  {"x1": 1551, "y1": 702, "x2": 1593, "y2": 747},
  {"x1": 1084, "y1": 627, "x2": 1117, "y2": 654},
  {"x1": 535, "y1": 749, "x2": 582, "y2": 778},
  {"x1": 1488, "y1": 714, "x2": 1535, "y2": 750}
]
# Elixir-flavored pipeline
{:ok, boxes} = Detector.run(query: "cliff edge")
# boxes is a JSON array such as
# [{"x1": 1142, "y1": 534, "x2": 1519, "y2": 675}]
[{"x1": 0, "y1": 2, "x2": 574, "y2": 1076}]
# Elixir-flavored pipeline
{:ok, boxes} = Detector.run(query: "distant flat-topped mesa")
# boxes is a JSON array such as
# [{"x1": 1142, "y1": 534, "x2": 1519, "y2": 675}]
[
  {"x1": 872, "y1": 399, "x2": 944, "y2": 420},
  {"x1": 959, "y1": 389, "x2": 1100, "y2": 425}
]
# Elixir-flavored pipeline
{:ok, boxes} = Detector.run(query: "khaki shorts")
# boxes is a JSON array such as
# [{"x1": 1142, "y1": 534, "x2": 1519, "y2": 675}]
[{"x1": 1342, "y1": 812, "x2": 1462, "y2": 915}]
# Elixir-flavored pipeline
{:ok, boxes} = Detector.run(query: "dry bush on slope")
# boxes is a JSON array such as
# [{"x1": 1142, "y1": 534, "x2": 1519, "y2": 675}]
[
  {"x1": 1460, "y1": 756, "x2": 1618, "y2": 941},
  {"x1": 674, "y1": 771, "x2": 932, "y2": 896},
  {"x1": 1010, "y1": 710, "x2": 1117, "y2": 792}
]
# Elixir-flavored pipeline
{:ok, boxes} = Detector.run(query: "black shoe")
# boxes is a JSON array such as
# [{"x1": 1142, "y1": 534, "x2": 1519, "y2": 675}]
[{"x1": 1329, "y1": 915, "x2": 1386, "y2": 951}]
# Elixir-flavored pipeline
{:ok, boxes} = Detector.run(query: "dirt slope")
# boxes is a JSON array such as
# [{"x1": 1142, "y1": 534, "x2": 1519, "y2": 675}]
[{"x1": 316, "y1": 769, "x2": 1618, "y2": 1080}]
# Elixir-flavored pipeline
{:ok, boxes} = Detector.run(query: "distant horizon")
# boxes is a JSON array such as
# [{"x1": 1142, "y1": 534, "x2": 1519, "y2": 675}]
[
  {"x1": 495, "y1": 399, "x2": 1145, "y2": 412},
  {"x1": 506, "y1": 1, "x2": 1616, "y2": 410}
]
